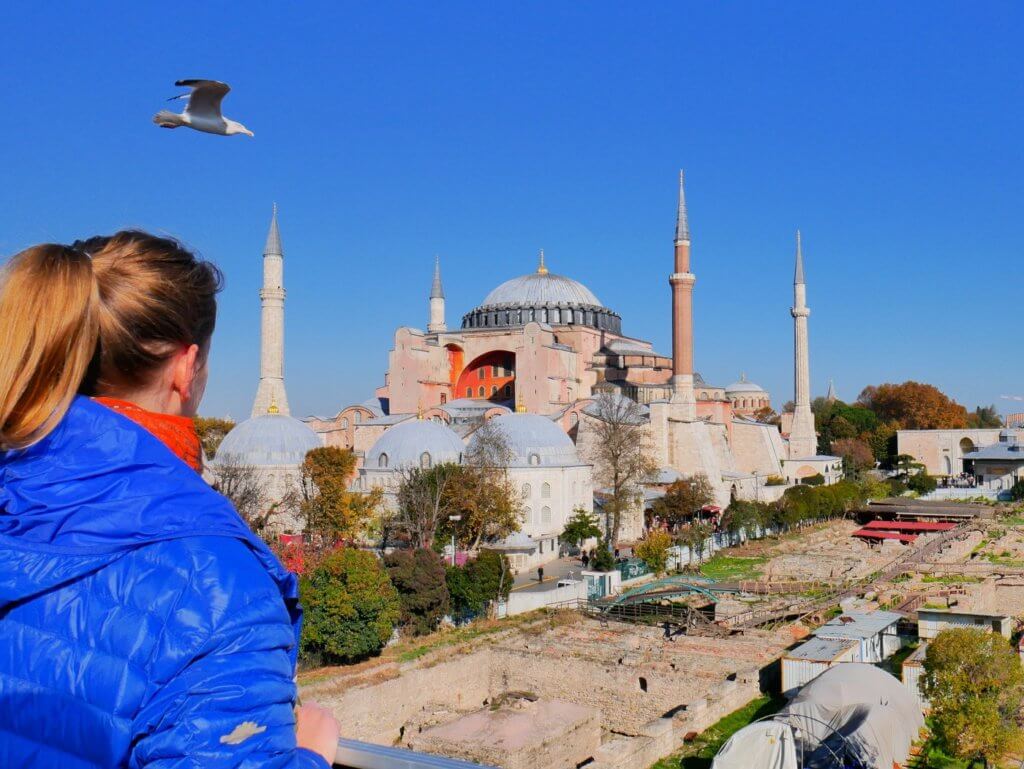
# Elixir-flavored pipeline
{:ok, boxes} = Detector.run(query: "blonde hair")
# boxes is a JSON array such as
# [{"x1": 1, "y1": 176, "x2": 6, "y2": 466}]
[{"x1": 0, "y1": 232, "x2": 222, "y2": 449}]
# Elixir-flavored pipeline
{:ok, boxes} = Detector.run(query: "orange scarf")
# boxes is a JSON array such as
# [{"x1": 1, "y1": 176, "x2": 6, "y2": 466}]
[{"x1": 93, "y1": 397, "x2": 203, "y2": 472}]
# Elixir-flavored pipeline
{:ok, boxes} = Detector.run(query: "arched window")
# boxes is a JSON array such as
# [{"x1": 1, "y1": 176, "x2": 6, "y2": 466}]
[
  {"x1": 528, "y1": 453, "x2": 540, "y2": 466},
  {"x1": 523, "y1": 507, "x2": 532, "y2": 524},
  {"x1": 466, "y1": 387, "x2": 472, "y2": 398},
  {"x1": 440, "y1": 393, "x2": 447, "y2": 404},
  {"x1": 491, "y1": 385, "x2": 498, "y2": 396},
  {"x1": 541, "y1": 506, "x2": 551, "y2": 524},
  {"x1": 542, "y1": 482, "x2": 551, "y2": 499},
  {"x1": 354, "y1": 412, "x2": 362, "y2": 423},
  {"x1": 420, "y1": 452, "x2": 432, "y2": 469},
  {"x1": 551, "y1": 309, "x2": 560, "y2": 324},
  {"x1": 478, "y1": 368, "x2": 486, "y2": 380},
  {"x1": 504, "y1": 384, "x2": 512, "y2": 397},
  {"x1": 341, "y1": 418, "x2": 349, "y2": 429},
  {"x1": 378, "y1": 453, "x2": 389, "y2": 469},
  {"x1": 699, "y1": 392, "x2": 709, "y2": 401},
  {"x1": 478, "y1": 386, "x2": 486, "y2": 398},
  {"x1": 522, "y1": 483, "x2": 531, "y2": 498},
  {"x1": 541, "y1": 308, "x2": 548, "y2": 323}
]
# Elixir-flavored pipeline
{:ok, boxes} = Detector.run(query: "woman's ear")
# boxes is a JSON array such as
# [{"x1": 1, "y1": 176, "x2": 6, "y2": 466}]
[{"x1": 172, "y1": 343, "x2": 201, "y2": 405}]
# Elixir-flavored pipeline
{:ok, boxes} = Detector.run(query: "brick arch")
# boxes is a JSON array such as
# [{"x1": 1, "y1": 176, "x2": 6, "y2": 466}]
[{"x1": 454, "y1": 350, "x2": 516, "y2": 403}]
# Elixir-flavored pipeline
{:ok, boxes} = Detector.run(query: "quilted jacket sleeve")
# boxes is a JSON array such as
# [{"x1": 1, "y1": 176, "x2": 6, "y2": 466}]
[{"x1": 128, "y1": 537, "x2": 331, "y2": 769}]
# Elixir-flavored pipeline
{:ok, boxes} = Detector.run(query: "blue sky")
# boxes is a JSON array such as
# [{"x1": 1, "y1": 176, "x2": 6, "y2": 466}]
[{"x1": 2, "y1": 2, "x2": 1021, "y2": 420}]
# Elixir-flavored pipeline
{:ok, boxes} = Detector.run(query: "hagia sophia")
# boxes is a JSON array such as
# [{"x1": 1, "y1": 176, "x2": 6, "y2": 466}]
[{"x1": 214, "y1": 174, "x2": 843, "y2": 568}]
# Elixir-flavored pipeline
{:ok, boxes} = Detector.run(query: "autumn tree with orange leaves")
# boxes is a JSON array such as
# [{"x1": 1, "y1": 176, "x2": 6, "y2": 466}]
[{"x1": 857, "y1": 381, "x2": 968, "y2": 430}]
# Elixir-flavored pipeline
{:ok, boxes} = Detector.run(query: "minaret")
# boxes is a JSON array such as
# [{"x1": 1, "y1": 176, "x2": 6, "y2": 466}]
[
  {"x1": 789, "y1": 230, "x2": 817, "y2": 458},
  {"x1": 669, "y1": 170, "x2": 697, "y2": 419},
  {"x1": 826, "y1": 378, "x2": 838, "y2": 403},
  {"x1": 251, "y1": 204, "x2": 291, "y2": 417},
  {"x1": 428, "y1": 255, "x2": 447, "y2": 333}
]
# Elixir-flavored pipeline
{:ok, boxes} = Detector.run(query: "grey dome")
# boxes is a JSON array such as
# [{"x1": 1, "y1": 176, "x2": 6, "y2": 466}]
[
  {"x1": 214, "y1": 414, "x2": 321, "y2": 467},
  {"x1": 725, "y1": 380, "x2": 766, "y2": 395},
  {"x1": 475, "y1": 413, "x2": 584, "y2": 468},
  {"x1": 366, "y1": 419, "x2": 464, "y2": 470},
  {"x1": 482, "y1": 272, "x2": 602, "y2": 308}
]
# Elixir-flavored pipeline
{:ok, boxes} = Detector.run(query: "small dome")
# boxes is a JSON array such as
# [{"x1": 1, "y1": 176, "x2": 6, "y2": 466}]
[
  {"x1": 475, "y1": 413, "x2": 583, "y2": 468},
  {"x1": 482, "y1": 272, "x2": 603, "y2": 308},
  {"x1": 366, "y1": 419, "x2": 464, "y2": 470},
  {"x1": 725, "y1": 375, "x2": 766, "y2": 395},
  {"x1": 214, "y1": 414, "x2": 321, "y2": 467}
]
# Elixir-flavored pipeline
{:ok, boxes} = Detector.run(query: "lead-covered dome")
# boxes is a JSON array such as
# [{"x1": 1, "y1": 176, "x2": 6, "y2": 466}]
[
  {"x1": 462, "y1": 252, "x2": 621, "y2": 334},
  {"x1": 214, "y1": 414, "x2": 321, "y2": 467},
  {"x1": 473, "y1": 413, "x2": 585, "y2": 468},
  {"x1": 366, "y1": 419, "x2": 464, "y2": 471}
]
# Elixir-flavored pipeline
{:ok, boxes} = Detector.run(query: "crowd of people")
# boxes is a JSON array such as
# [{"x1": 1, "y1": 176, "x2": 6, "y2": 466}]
[{"x1": 939, "y1": 472, "x2": 979, "y2": 489}]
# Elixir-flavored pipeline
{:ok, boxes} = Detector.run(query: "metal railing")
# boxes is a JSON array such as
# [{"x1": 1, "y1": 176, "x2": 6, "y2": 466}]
[{"x1": 335, "y1": 739, "x2": 498, "y2": 769}]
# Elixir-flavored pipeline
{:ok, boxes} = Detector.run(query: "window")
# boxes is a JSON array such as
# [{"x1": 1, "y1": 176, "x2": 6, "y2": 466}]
[
  {"x1": 522, "y1": 483, "x2": 532, "y2": 499},
  {"x1": 528, "y1": 453, "x2": 540, "y2": 466},
  {"x1": 440, "y1": 393, "x2": 447, "y2": 404},
  {"x1": 420, "y1": 452, "x2": 432, "y2": 469},
  {"x1": 492, "y1": 365, "x2": 500, "y2": 377},
  {"x1": 524, "y1": 507, "x2": 532, "y2": 524},
  {"x1": 378, "y1": 453, "x2": 389, "y2": 469},
  {"x1": 542, "y1": 506, "x2": 551, "y2": 524},
  {"x1": 478, "y1": 368, "x2": 486, "y2": 381},
  {"x1": 478, "y1": 386, "x2": 486, "y2": 397},
  {"x1": 504, "y1": 384, "x2": 512, "y2": 397},
  {"x1": 639, "y1": 677, "x2": 648, "y2": 693},
  {"x1": 542, "y1": 482, "x2": 551, "y2": 499},
  {"x1": 491, "y1": 385, "x2": 498, "y2": 396},
  {"x1": 354, "y1": 412, "x2": 362, "y2": 423},
  {"x1": 341, "y1": 418, "x2": 349, "y2": 429}
]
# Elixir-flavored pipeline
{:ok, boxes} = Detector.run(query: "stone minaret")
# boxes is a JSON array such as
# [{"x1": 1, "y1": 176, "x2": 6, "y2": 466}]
[
  {"x1": 789, "y1": 230, "x2": 817, "y2": 458},
  {"x1": 427, "y1": 255, "x2": 447, "y2": 333},
  {"x1": 669, "y1": 170, "x2": 697, "y2": 419},
  {"x1": 251, "y1": 204, "x2": 291, "y2": 417}
]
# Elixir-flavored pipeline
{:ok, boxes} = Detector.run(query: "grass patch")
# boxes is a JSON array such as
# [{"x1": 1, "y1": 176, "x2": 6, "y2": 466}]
[
  {"x1": 921, "y1": 574, "x2": 982, "y2": 584},
  {"x1": 649, "y1": 693, "x2": 786, "y2": 769},
  {"x1": 699, "y1": 555, "x2": 768, "y2": 582},
  {"x1": 1000, "y1": 515, "x2": 1024, "y2": 527},
  {"x1": 879, "y1": 642, "x2": 918, "y2": 678},
  {"x1": 983, "y1": 553, "x2": 1024, "y2": 568}
]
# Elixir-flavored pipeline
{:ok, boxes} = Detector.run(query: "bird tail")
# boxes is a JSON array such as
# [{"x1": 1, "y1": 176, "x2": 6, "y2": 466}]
[{"x1": 152, "y1": 110, "x2": 183, "y2": 128}]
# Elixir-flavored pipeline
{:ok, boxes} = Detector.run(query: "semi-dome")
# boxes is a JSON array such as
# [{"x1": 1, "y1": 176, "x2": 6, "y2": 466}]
[
  {"x1": 366, "y1": 419, "x2": 464, "y2": 471},
  {"x1": 214, "y1": 413, "x2": 321, "y2": 467},
  {"x1": 725, "y1": 374, "x2": 766, "y2": 395},
  {"x1": 475, "y1": 413, "x2": 584, "y2": 468},
  {"x1": 462, "y1": 252, "x2": 621, "y2": 334}
]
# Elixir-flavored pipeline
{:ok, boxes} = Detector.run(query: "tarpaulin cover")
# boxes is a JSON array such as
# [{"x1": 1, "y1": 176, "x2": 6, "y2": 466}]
[{"x1": 711, "y1": 721, "x2": 798, "y2": 769}]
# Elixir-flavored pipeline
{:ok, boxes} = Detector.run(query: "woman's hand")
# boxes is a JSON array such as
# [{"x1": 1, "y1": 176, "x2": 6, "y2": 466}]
[{"x1": 296, "y1": 702, "x2": 341, "y2": 766}]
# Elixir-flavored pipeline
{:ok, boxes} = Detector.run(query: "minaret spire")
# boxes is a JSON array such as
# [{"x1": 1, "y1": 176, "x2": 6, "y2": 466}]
[
  {"x1": 427, "y1": 255, "x2": 447, "y2": 333},
  {"x1": 669, "y1": 170, "x2": 696, "y2": 418},
  {"x1": 788, "y1": 229, "x2": 816, "y2": 458},
  {"x1": 251, "y1": 204, "x2": 291, "y2": 417},
  {"x1": 536, "y1": 248, "x2": 548, "y2": 275},
  {"x1": 826, "y1": 378, "x2": 837, "y2": 403}
]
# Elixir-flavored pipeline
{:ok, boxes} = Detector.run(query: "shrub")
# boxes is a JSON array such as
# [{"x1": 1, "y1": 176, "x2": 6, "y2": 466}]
[
  {"x1": 764, "y1": 475, "x2": 787, "y2": 486},
  {"x1": 802, "y1": 473, "x2": 825, "y2": 486},
  {"x1": 300, "y1": 547, "x2": 400, "y2": 665},
  {"x1": 446, "y1": 549, "x2": 512, "y2": 619},
  {"x1": 1010, "y1": 480, "x2": 1024, "y2": 502},
  {"x1": 635, "y1": 530, "x2": 673, "y2": 576},
  {"x1": 384, "y1": 548, "x2": 450, "y2": 636},
  {"x1": 907, "y1": 472, "x2": 938, "y2": 495},
  {"x1": 590, "y1": 539, "x2": 616, "y2": 571}
]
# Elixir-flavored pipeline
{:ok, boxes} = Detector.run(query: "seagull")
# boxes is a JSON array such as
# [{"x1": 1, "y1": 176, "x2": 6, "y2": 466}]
[{"x1": 153, "y1": 79, "x2": 254, "y2": 137}]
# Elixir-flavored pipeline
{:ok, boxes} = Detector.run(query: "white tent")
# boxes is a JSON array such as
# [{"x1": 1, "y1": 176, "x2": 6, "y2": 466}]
[{"x1": 712, "y1": 664, "x2": 924, "y2": 769}]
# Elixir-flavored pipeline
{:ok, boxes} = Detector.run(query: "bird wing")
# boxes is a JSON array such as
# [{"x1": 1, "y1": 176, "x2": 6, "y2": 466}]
[{"x1": 175, "y1": 79, "x2": 231, "y2": 120}]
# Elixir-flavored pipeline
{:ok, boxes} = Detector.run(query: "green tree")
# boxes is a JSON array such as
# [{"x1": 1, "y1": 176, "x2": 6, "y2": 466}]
[
  {"x1": 676, "y1": 522, "x2": 714, "y2": 566},
  {"x1": 922, "y1": 628, "x2": 1024, "y2": 768},
  {"x1": 967, "y1": 405, "x2": 1003, "y2": 429},
  {"x1": 193, "y1": 416, "x2": 234, "y2": 460},
  {"x1": 383, "y1": 548, "x2": 451, "y2": 636},
  {"x1": 299, "y1": 446, "x2": 381, "y2": 551},
  {"x1": 590, "y1": 539, "x2": 616, "y2": 571},
  {"x1": 651, "y1": 474, "x2": 716, "y2": 527},
  {"x1": 561, "y1": 507, "x2": 603, "y2": 548},
  {"x1": 907, "y1": 472, "x2": 938, "y2": 495},
  {"x1": 299, "y1": 548, "x2": 400, "y2": 665},
  {"x1": 452, "y1": 420, "x2": 523, "y2": 548},
  {"x1": 635, "y1": 529, "x2": 673, "y2": 576},
  {"x1": 1010, "y1": 480, "x2": 1024, "y2": 502}
]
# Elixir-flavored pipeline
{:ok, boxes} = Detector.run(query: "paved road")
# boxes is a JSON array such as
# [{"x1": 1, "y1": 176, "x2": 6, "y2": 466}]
[{"x1": 511, "y1": 555, "x2": 587, "y2": 593}]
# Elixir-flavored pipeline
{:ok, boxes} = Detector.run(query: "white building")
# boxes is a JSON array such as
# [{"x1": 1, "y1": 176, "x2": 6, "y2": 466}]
[
  {"x1": 812, "y1": 610, "x2": 903, "y2": 664},
  {"x1": 360, "y1": 418, "x2": 466, "y2": 507}
]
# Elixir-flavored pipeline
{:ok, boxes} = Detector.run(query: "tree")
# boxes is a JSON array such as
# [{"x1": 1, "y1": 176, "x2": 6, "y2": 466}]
[
  {"x1": 676, "y1": 521, "x2": 714, "y2": 566},
  {"x1": 214, "y1": 461, "x2": 273, "y2": 538},
  {"x1": 907, "y1": 472, "x2": 937, "y2": 495},
  {"x1": 447, "y1": 549, "x2": 512, "y2": 619},
  {"x1": 299, "y1": 446, "x2": 381, "y2": 551},
  {"x1": 590, "y1": 539, "x2": 616, "y2": 571},
  {"x1": 967, "y1": 405, "x2": 1004, "y2": 429},
  {"x1": 857, "y1": 381, "x2": 968, "y2": 429},
  {"x1": 752, "y1": 405, "x2": 779, "y2": 425},
  {"x1": 584, "y1": 394, "x2": 658, "y2": 545},
  {"x1": 867, "y1": 420, "x2": 899, "y2": 467},
  {"x1": 922, "y1": 628, "x2": 1024, "y2": 768},
  {"x1": 561, "y1": 507, "x2": 603, "y2": 548},
  {"x1": 193, "y1": 416, "x2": 234, "y2": 460},
  {"x1": 651, "y1": 474, "x2": 716, "y2": 528},
  {"x1": 299, "y1": 548, "x2": 400, "y2": 665},
  {"x1": 831, "y1": 438, "x2": 874, "y2": 477},
  {"x1": 383, "y1": 548, "x2": 450, "y2": 636},
  {"x1": 1010, "y1": 480, "x2": 1024, "y2": 502},
  {"x1": 635, "y1": 530, "x2": 673, "y2": 576},
  {"x1": 395, "y1": 463, "x2": 463, "y2": 550}
]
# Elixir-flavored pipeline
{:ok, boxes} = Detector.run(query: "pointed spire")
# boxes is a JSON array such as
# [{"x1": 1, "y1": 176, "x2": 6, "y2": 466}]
[
  {"x1": 536, "y1": 248, "x2": 548, "y2": 275},
  {"x1": 264, "y1": 203, "x2": 282, "y2": 256},
  {"x1": 675, "y1": 170, "x2": 690, "y2": 242},
  {"x1": 794, "y1": 229, "x2": 805, "y2": 284},
  {"x1": 826, "y1": 378, "x2": 837, "y2": 402},
  {"x1": 430, "y1": 255, "x2": 445, "y2": 299}
]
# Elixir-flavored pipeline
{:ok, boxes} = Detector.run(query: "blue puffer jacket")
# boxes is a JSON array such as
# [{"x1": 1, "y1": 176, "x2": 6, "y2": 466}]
[{"x1": 0, "y1": 397, "x2": 329, "y2": 769}]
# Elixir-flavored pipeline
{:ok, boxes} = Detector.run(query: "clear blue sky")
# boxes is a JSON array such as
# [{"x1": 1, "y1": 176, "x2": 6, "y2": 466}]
[{"x1": 2, "y1": 2, "x2": 1021, "y2": 420}]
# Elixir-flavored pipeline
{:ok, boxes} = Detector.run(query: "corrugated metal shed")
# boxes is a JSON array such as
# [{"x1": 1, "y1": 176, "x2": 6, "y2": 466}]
[
  {"x1": 901, "y1": 643, "x2": 929, "y2": 711},
  {"x1": 785, "y1": 637, "x2": 859, "y2": 662},
  {"x1": 815, "y1": 610, "x2": 902, "y2": 640},
  {"x1": 781, "y1": 638, "x2": 859, "y2": 696}
]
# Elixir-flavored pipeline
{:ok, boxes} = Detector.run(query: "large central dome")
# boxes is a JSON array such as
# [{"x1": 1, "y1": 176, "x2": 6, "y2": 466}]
[{"x1": 462, "y1": 251, "x2": 621, "y2": 333}]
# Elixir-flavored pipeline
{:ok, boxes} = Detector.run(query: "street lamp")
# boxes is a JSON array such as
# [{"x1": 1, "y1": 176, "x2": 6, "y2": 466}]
[{"x1": 448, "y1": 515, "x2": 462, "y2": 566}]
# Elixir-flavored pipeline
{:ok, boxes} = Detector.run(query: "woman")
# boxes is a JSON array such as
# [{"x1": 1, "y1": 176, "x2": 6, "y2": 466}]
[{"x1": 0, "y1": 233, "x2": 339, "y2": 768}]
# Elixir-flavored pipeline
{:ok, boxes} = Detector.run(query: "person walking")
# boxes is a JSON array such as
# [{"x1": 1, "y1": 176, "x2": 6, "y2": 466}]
[
  {"x1": 0, "y1": 233, "x2": 338, "y2": 768},
  {"x1": 537, "y1": 565, "x2": 545, "y2": 583}
]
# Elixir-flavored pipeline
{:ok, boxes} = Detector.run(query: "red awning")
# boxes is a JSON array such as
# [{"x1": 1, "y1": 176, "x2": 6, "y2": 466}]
[
  {"x1": 853, "y1": 528, "x2": 918, "y2": 544},
  {"x1": 861, "y1": 520, "x2": 956, "y2": 533}
]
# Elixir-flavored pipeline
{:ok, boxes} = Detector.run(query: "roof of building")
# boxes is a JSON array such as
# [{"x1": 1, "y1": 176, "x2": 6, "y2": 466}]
[
  {"x1": 785, "y1": 637, "x2": 859, "y2": 662},
  {"x1": 725, "y1": 374, "x2": 766, "y2": 395},
  {"x1": 473, "y1": 412, "x2": 585, "y2": 468},
  {"x1": 365, "y1": 419, "x2": 464, "y2": 470},
  {"x1": 214, "y1": 413, "x2": 321, "y2": 467},
  {"x1": 963, "y1": 443, "x2": 1024, "y2": 461},
  {"x1": 814, "y1": 610, "x2": 902, "y2": 640},
  {"x1": 480, "y1": 269, "x2": 603, "y2": 309}
]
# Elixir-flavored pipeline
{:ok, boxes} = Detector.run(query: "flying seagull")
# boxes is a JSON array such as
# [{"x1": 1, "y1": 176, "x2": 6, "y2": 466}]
[{"x1": 153, "y1": 79, "x2": 253, "y2": 137}]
